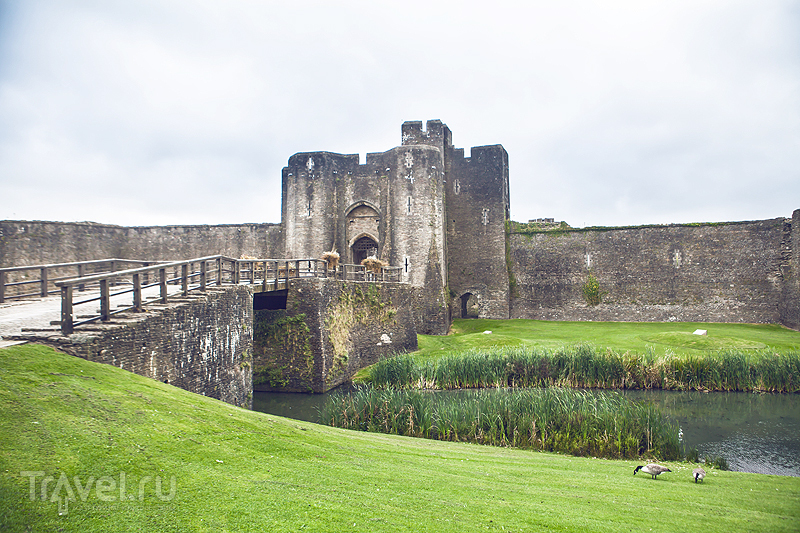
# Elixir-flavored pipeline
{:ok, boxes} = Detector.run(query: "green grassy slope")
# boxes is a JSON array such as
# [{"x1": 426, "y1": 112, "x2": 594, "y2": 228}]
[
  {"x1": 1, "y1": 344, "x2": 798, "y2": 532},
  {"x1": 416, "y1": 319, "x2": 800, "y2": 360}
]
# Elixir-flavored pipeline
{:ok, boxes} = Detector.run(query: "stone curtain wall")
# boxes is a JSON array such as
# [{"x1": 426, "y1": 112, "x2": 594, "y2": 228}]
[
  {"x1": 509, "y1": 218, "x2": 789, "y2": 324},
  {"x1": 3, "y1": 214, "x2": 797, "y2": 329},
  {"x1": 121, "y1": 224, "x2": 283, "y2": 262},
  {"x1": 27, "y1": 286, "x2": 254, "y2": 407},
  {"x1": 253, "y1": 278, "x2": 419, "y2": 393},
  {"x1": 779, "y1": 209, "x2": 800, "y2": 329},
  {"x1": 0, "y1": 221, "x2": 283, "y2": 267}
]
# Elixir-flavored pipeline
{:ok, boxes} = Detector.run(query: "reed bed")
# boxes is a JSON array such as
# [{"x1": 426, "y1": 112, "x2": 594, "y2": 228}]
[
  {"x1": 320, "y1": 386, "x2": 681, "y2": 460},
  {"x1": 369, "y1": 346, "x2": 800, "y2": 392}
]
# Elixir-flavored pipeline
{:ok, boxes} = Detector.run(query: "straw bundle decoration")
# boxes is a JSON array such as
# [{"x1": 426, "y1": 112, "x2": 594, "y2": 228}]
[
  {"x1": 361, "y1": 255, "x2": 388, "y2": 274},
  {"x1": 321, "y1": 249, "x2": 340, "y2": 269}
]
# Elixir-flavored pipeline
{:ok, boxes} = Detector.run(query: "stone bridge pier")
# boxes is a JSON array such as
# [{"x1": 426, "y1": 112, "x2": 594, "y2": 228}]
[{"x1": 253, "y1": 277, "x2": 419, "y2": 393}]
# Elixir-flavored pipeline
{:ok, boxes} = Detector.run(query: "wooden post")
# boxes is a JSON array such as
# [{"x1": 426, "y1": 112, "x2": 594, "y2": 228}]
[
  {"x1": 216, "y1": 257, "x2": 222, "y2": 285},
  {"x1": 99, "y1": 279, "x2": 110, "y2": 322},
  {"x1": 133, "y1": 273, "x2": 142, "y2": 311},
  {"x1": 78, "y1": 263, "x2": 85, "y2": 292},
  {"x1": 159, "y1": 268, "x2": 168, "y2": 303},
  {"x1": 234, "y1": 261, "x2": 241, "y2": 284},
  {"x1": 181, "y1": 264, "x2": 189, "y2": 296},
  {"x1": 200, "y1": 261, "x2": 207, "y2": 291},
  {"x1": 40, "y1": 267, "x2": 48, "y2": 297},
  {"x1": 60, "y1": 285, "x2": 73, "y2": 335},
  {"x1": 0, "y1": 271, "x2": 5, "y2": 303}
]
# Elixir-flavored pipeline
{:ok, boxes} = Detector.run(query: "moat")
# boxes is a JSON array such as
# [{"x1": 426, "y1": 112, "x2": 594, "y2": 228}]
[{"x1": 253, "y1": 388, "x2": 800, "y2": 477}]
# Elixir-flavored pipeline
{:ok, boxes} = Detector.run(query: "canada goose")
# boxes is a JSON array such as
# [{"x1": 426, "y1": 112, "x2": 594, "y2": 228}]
[
  {"x1": 693, "y1": 467, "x2": 706, "y2": 483},
  {"x1": 633, "y1": 463, "x2": 672, "y2": 479}
]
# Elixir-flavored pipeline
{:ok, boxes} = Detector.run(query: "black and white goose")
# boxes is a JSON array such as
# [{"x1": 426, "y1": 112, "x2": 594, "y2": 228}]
[
  {"x1": 692, "y1": 467, "x2": 706, "y2": 483},
  {"x1": 633, "y1": 463, "x2": 671, "y2": 479}
]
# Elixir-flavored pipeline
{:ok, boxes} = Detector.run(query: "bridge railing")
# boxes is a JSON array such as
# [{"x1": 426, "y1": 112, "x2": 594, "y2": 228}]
[
  {"x1": 55, "y1": 255, "x2": 241, "y2": 335},
  {"x1": 337, "y1": 263, "x2": 403, "y2": 282},
  {"x1": 53, "y1": 256, "x2": 403, "y2": 335},
  {"x1": 0, "y1": 259, "x2": 158, "y2": 303},
  {"x1": 234, "y1": 259, "x2": 403, "y2": 284},
  {"x1": 233, "y1": 258, "x2": 330, "y2": 288}
]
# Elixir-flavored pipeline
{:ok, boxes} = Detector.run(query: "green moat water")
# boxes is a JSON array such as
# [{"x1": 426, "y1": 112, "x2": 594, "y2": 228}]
[{"x1": 253, "y1": 388, "x2": 800, "y2": 477}]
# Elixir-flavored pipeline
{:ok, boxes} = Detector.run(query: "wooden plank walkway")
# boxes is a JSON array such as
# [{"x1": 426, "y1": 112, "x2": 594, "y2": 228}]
[{"x1": 0, "y1": 281, "x2": 202, "y2": 340}]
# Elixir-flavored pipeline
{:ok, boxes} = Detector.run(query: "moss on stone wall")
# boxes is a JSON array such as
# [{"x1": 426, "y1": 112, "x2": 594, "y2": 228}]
[
  {"x1": 508, "y1": 219, "x2": 765, "y2": 237},
  {"x1": 252, "y1": 311, "x2": 313, "y2": 390},
  {"x1": 325, "y1": 284, "x2": 398, "y2": 380}
]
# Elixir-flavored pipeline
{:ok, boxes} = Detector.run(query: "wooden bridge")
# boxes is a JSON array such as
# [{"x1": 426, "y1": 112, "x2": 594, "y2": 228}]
[{"x1": 0, "y1": 256, "x2": 402, "y2": 338}]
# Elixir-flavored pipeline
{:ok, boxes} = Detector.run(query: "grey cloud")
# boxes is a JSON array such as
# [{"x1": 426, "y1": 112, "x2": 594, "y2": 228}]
[{"x1": 0, "y1": 0, "x2": 797, "y2": 227}]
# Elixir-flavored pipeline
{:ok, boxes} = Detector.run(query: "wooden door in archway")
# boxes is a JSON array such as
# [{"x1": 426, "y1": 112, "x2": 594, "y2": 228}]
[{"x1": 352, "y1": 236, "x2": 378, "y2": 265}]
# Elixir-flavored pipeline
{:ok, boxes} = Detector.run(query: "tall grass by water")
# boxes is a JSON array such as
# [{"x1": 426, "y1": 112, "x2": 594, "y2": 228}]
[
  {"x1": 320, "y1": 386, "x2": 681, "y2": 460},
  {"x1": 369, "y1": 345, "x2": 800, "y2": 392}
]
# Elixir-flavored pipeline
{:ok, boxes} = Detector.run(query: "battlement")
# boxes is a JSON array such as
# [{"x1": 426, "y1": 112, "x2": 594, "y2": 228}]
[
  {"x1": 401, "y1": 119, "x2": 452, "y2": 148},
  {"x1": 284, "y1": 146, "x2": 442, "y2": 179},
  {"x1": 450, "y1": 144, "x2": 508, "y2": 165}
]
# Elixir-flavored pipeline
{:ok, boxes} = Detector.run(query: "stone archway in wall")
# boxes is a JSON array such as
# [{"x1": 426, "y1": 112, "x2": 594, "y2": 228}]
[
  {"x1": 346, "y1": 202, "x2": 381, "y2": 264},
  {"x1": 460, "y1": 292, "x2": 480, "y2": 318}
]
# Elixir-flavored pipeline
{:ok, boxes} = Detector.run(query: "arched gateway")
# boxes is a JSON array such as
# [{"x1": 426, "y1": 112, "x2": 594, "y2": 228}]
[{"x1": 352, "y1": 236, "x2": 378, "y2": 265}]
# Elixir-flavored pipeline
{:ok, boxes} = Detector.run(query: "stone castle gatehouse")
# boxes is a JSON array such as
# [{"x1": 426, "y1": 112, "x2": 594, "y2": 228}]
[{"x1": 282, "y1": 120, "x2": 510, "y2": 334}]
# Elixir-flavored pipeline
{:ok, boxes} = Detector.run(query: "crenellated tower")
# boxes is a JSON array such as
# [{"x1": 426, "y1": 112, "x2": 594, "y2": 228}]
[{"x1": 281, "y1": 119, "x2": 510, "y2": 334}]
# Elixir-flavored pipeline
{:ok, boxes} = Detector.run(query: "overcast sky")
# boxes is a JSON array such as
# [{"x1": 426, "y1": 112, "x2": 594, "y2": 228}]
[{"x1": 1, "y1": 1, "x2": 798, "y2": 228}]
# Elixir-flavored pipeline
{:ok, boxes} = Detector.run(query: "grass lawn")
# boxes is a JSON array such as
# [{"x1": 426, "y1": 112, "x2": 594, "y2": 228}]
[
  {"x1": 2, "y1": 344, "x2": 799, "y2": 532},
  {"x1": 416, "y1": 319, "x2": 800, "y2": 360}
]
